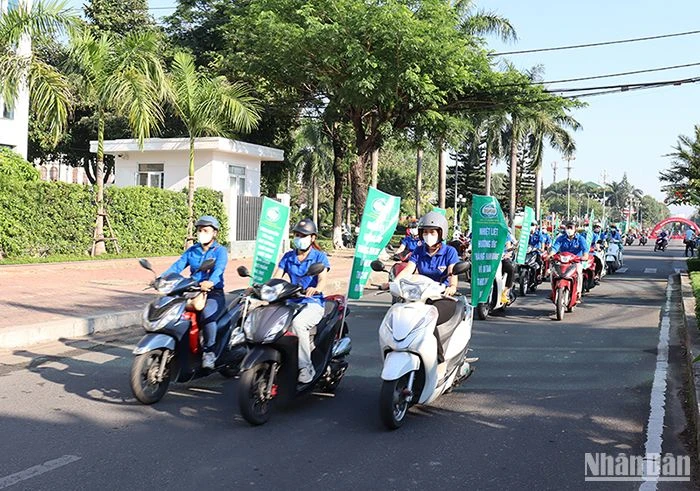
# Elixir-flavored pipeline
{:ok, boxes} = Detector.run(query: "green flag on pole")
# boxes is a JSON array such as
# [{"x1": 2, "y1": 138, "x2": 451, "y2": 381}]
[
  {"x1": 586, "y1": 210, "x2": 595, "y2": 249},
  {"x1": 432, "y1": 207, "x2": 447, "y2": 216},
  {"x1": 470, "y1": 195, "x2": 509, "y2": 305},
  {"x1": 348, "y1": 188, "x2": 401, "y2": 300},
  {"x1": 250, "y1": 197, "x2": 290, "y2": 285},
  {"x1": 516, "y1": 206, "x2": 535, "y2": 264}
]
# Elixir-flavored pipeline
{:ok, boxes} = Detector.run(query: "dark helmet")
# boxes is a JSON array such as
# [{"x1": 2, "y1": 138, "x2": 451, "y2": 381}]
[
  {"x1": 531, "y1": 221, "x2": 538, "y2": 227},
  {"x1": 408, "y1": 221, "x2": 419, "y2": 228},
  {"x1": 195, "y1": 215, "x2": 220, "y2": 230},
  {"x1": 292, "y1": 218, "x2": 317, "y2": 236},
  {"x1": 418, "y1": 211, "x2": 448, "y2": 239},
  {"x1": 564, "y1": 221, "x2": 575, "y2": 228},
  {"x1": 610, "y1": 224, "x2": 617, "y2": 229}
]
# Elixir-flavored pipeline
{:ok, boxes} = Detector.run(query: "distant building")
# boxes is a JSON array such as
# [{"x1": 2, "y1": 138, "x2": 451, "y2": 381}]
[
  {"x1": 35, "y1": 161, "x2": 90, "y2": 185},
  {"x1": 0, "y1": 0, "x2": 31, "y2": 159}
]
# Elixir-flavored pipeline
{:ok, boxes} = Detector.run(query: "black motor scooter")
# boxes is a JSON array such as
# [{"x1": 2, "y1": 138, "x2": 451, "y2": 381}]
[
  {"x1": 235, "y1": 263, "x2": 351, "y2": 425},
  {"x1": 517, "y1": 246, "x2": 542, "y2": 296},
  {"x1": 130, "y1": 258, "x2": 247, "y2": 404}
]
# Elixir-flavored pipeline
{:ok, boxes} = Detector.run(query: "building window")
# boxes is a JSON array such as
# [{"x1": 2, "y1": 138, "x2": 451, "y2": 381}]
[
  {"x1": 137, "y1": 163, "x2": 164, "y2": 188},
  {"x1": 228, "y1": 165, "x2": 246, "y2": 196},
  {"x1": 49, "y1": 166, "x2": 58, "y2": 181}
]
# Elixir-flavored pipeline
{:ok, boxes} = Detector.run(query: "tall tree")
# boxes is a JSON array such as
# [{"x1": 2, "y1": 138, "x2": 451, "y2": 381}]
[
  {"x1": 167, "y1": 51, "x2": 261, "y2": 245},
  {"x1": 69, "y1": 30, "x2": 167, "y2": 255},
  {"x1": 659, "y1": 125, "x2": 700, "y2": 206},
  {"x1": 289, "y1": 121, "x2": 332, "y2": 226},
  {"x1": 84, "y1": 0, "x2": 155, "y2": 34}
]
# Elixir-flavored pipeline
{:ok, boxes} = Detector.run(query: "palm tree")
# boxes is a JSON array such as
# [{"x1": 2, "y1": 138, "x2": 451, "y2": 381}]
[
  {"x1": 660, "y1": 125, "x2": 700, "y2": 205},
  {"x1": 168, "y1": 51, "x2": 261, "y2": 245},
  {"x1": 479, "y1": 112, "x2": 507, "y2": 196},
  {"x1": 0, "y1": 0, "x2": 79, "y2": 145},
  {"x1": 290, "y1": 121, "x2": 332, "y2": 225},
  {"x1": 69, "y1": 30, "x2": 167, "y2": 255}
]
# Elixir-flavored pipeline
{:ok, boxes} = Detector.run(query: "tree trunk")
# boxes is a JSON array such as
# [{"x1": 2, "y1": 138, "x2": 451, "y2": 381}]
[
  {"x1": 509, "y1": 116, "x2": 518, "y2": 224},
  {"x1": 332, "y1": 150, "x2": 345, "y2": 249},
  {"x1": 370, "y1": 148, "x2": 379, "y2": 188},
  {"x1": 350, "y1": 152, "x2": 369, "y2": 224},
  {"x1": 416, "y1": 147, "x2": 423, "y2": 218},
  {"x1": 93, "y1": 115, "x2": 106, "y2": 256},
  {"x1": 346, "y1": 170, "x2": 352, "y2": 227},
  {"x1": 438, "y1": 142, "x2": 447, "y2": 208},
  {"x1": 485, "y1": 145, "x2": 492, "y2": 196},
  {"x1": 186, "y1": 136, "x2": 196, "y2": 249},
  {"x1": 535, "y1": 164, "x2": 543, "y2": 221},
  {"x1": 312, "y1": 174, "x2": 319, "y2": 226}
]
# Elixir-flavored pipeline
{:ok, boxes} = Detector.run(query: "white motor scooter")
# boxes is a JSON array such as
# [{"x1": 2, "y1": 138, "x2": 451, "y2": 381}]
[
  {"x1": 371, "y1": 261, "x2": 474, "y2": 430},
  {"x1": 475, "y1": 259, "x2": 516, "y2": 320},
  {"x1": 605, "y1": 239, "x2": 624, "y2": 274}
]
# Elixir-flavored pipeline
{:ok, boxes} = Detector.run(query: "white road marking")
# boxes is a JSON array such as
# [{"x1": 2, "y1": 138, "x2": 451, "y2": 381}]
[
  {"x1": 617, "y1": 267, "x2": 629, "y2": 273},
  {"x1": 0, "y1": 455, "x2": 81, "y2": 489},
  {"x1": 644, "y1": 268, "x2": 657, "y2": 274},
  {"x1": 639, "y1": 281, "x2": 672, "y2": 490}
]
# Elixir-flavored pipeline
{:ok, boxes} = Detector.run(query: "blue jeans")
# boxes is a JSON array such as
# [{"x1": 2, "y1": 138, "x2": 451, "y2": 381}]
[{"x1": 200, "y1": 290, "x2": 225, "y2": 352}]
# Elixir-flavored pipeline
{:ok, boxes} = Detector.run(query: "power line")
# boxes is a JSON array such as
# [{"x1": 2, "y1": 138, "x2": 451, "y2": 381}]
[
  {"x1": 490, "y1": 29, "x2": 700, "y2": 56},
  {"x1": 546, "y1": 75, "x2": 700, "y2": 94}
]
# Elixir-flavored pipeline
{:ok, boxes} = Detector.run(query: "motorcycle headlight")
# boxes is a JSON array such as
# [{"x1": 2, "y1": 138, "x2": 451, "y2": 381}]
[
  {"x1": 142, "y1": 302, "x2": 184, "y2": 332},
  {"x1": 399, "y1": 280, "x2": 424, "y2": 302},
  {"x1": 260, "y1": 283, "x2": 285, "y2": 303},
  {"x1": 155, "y1": 276, "x2": 182, "y2": 295}
]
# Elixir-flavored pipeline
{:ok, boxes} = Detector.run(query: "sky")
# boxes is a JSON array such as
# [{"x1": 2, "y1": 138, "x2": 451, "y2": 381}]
[{"x1": 64, "y1": 0, "x2": 700, "y2": 217}]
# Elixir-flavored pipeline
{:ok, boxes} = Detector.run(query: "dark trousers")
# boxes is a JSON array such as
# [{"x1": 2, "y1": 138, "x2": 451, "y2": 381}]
[
  {"x1": 502, "y1": 259, "x2": 515, "y2": 288},
  {"x1": 200, "y1": 289, "x2": 225, "y2": 352}
]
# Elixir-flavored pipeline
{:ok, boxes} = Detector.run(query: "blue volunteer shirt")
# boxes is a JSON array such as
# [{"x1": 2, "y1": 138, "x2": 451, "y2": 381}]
[
  {"x1": 400, "y1": 235, "x2": 421, "y2": 253},
  {"x1": 590, "y1": 231, "x2": 603, "y2": 249},
  {"x1": 542, "y1": 232, "x2": 552, "y2": 247},
  {"x1": 278, "y1": 248, "x2": 331, "y2": 305},
  {"x1": 607, "y1": 230, "x2": 621, "y2": 241},
  {"x1": 551, "y1": 233, "x2": 588, "y2": 257},
  {"x1": 685, "y1": 229, "x2": 694, "y2": 241},
  {"x1": 409, "y1": 242, "x2": 459, "y2": 286},
  {"x1": 528, "y1": 230, "x2": 544, "y2": 248},
  {"x1": 162, "y1": 241, "x2": 228, "y2": 290}
]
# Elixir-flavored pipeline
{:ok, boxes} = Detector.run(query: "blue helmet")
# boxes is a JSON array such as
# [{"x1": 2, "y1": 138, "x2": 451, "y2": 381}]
[{"x1": 195, "y1": 215, "x2": 220, "y2": 230}]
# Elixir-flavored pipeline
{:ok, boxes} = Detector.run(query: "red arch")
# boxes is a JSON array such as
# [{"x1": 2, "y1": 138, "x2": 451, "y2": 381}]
[{"x1": 649, "y1": 217, "x2": 700, "y2": 238}]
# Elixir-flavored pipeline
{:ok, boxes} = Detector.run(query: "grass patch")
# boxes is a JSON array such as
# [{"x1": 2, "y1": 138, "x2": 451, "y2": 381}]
[{"x1": 690, "y1": 271, "x2": 700, "y2": 320}]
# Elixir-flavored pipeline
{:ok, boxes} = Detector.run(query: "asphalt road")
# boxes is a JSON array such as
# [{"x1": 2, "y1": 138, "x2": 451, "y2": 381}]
[{"x1": 0, "y1": 242, "x2": 695, "y2": 490}]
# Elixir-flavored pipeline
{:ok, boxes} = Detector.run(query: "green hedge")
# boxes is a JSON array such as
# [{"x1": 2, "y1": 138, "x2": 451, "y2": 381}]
[
  {"x1": 688, "y1": 258, "x2": 700, "y2": 273},
  {"x1": 0, "y1": 177, "x2": 228, "y2": 259}
]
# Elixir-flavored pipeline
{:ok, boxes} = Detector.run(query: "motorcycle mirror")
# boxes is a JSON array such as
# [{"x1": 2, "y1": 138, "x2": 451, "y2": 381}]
[
  {"x1": 139, "y1": 258, "x2": 154, "y2": 272},
  {"x1": 370, "y1": 260, "x2": 386, "y2": 272},
  {"x1": 305, "y1": 262, "x2": 326, "y2": 277},
  {"x1": 452, "y1": 261, "x2": 470, "y2": 276},
  {"x1": 198, "y1": 258, "x2": 216, "y2": 272},
  {"x1": 237, "y1": 265, "x2": 251, "y2": 278}
]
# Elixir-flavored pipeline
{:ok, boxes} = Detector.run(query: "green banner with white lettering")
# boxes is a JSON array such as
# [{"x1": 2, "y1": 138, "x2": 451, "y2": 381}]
[
  {"x1": 250, "y1": 197, "x2": 290, "y2": 285},
  {"x1": 470, "y1": 195, "x2": 509, "y2": 305},
  {"x1": 516, "y1": 206, "x2": 536, "y2": 265},
  {"x1": 348, "y1": 188, "x2": 401, "y2": 299}
]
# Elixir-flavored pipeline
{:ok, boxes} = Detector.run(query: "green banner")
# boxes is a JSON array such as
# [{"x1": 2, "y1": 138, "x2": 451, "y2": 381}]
[
  {"x1": 250, "y1": 197, "x2": 290, "y2": 285},
  {"x1": 586, "y1": 210, "x2": 595, "y2": 248},
  {"x1": 470, "y1": 195, "x2": 509, "y2": 305},
  {"x1": 348, "y1": 188, "x2": 401, "y2": 299},
  {"x1": 433, "y1": 206, "x2": 447, "y2": 216},
  {"x1": 516, "y1": 206, "x2": 535, "y2": 265}
]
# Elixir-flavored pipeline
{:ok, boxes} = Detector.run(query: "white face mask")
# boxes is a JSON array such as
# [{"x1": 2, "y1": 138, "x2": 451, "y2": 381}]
[
  {"x1": 566, "y1": 228, "x2": 575, "y2": 237},
  {"x1": 409, "y1": 228, "x2": 418, "y2": 236},
  {"x1": 294, "y1": 236, "x2": 312, "y2": 251},
  {"x1": 197, "y1": 231, "x2": 214, "y2": 244},
  {"x1": 423, "y1": 233, "x2": 439, "y2": 247},
  {"x1": 530, "y1": 227, "x2": 536, "y2": 233}
]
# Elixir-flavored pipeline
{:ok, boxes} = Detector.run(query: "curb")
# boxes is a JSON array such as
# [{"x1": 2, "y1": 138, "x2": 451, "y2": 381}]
[
  {"x1": 678, "y1": 273, "x2": 700, "y2": 463},
  {"x1": 0, "y1": 309, "x2": 142, "y2": 349}
]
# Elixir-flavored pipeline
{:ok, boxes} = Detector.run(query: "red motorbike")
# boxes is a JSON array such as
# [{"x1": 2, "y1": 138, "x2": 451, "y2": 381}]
[
  {"x1": 582, "y1": 254, "x2": 597, "y2": 293},
  {"x1": 549, "y1": 252, "x2": 582, "y2": 321},
  {"x1": 389, "y1": 250, "x2": 412, "y2": 304}
]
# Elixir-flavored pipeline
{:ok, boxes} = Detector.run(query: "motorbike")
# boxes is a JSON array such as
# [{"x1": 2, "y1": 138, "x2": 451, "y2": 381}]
[
  {"x1": 517, "y1": 246, "x2": 542, "y2": 296},
  {"x1": 625, "y1": 235, "x2": 635, "y2": 246},
  {"x1": 591, "y1": 241, "x2": 607, "y2": 283},
  {"x1": 639, "y1": 235, "x2": 648, "y2": 246},
  {"x1": 550, "y1": 252, "x2": 582, "y2": 321},
  {"x1": 605, "y1": 240, "x2": 623, "y2": 274},
  {"x1": 388, "y1": 250, "x2": 412, "y2": 304},
  {"x1": 235, "y1": 263, "x2": 351, "y2": 425},
  {"x1": 654, "y1": 236, "x2": 668, "y2": 252},
  {"x1": 475, "y1": 259, "x2": 516, "y2": 321},
  {"x1": 371, "y1": 260, "x2": 473, "y2": 429},
  {"x1": 582, "y1": 255, "x2": 597, "y2": 293},
  {"x1": 130, "y1": 259, "x2": 247, "y2": 404}
]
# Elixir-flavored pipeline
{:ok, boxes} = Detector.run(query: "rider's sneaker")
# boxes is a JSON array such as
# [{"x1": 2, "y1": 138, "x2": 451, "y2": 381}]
[
  {"x1": 298, "y1": 366, "x2": 315, "y2": 384},
  {"x1": 500, "y1": 289, "x2": 510, "y2": 305},
  {"x1": 202, "y1": 351, "x2": 216, "y2": 369}
]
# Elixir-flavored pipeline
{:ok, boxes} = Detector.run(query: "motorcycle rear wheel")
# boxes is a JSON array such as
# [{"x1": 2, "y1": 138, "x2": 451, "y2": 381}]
[
  {"x1": 238, "y1": 362, "x2": 274, "y2": 425},
  {"x1": 130, "y1": 350, "x2": 171, "y2": 405},
  {"x1": 555, "y1": 286, "x2": 566, "y2": 321},
  {"x1": 476, "y1": 302, "x2": 489, "y2": 320},
  {"x1": 379, "y1": 373, "x2": 412, "y2": 430},
  {"x1": 519, "y1": 275, "x2": 526, "y2": 296}
]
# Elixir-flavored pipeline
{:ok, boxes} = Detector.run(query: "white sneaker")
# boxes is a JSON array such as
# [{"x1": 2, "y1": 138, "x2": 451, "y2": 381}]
[
  {"x1": 202, "y1": 352, "x2": 216, "y2": 369},
  {"x1": 298, "y1": 366, "x2": 315, "y2": 384}
]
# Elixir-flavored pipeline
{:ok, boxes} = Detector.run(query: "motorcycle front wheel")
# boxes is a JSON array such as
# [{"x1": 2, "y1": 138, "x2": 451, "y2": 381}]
[
  {"x1": 379, "y1": 373, "x2": 412, "y2": 430},
  {"x1": 555, "y1": 286, "x2": 566, "y2": 321},
  {"x1": 238, "y1": 362, "x2": 274, "y2": 425},
  {"x1": 519, "y1": 274, "x2": 526, "y2": 297},
  {"x1": 130, "y1": 349, "x2": 171, "y2": 404},
  {"x1": 475, "y1": 302, "x2": 489, "y2": 320}
]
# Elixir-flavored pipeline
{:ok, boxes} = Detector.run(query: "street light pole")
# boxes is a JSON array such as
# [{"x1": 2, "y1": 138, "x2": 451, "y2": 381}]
[
  {"x1": 453, "y1": 162, "x2": 459, "y2": 230},
  {"x1": 600, "y1": 170, "x2": 608, "y2": 225},
  {"x1": 565, "y1": 156, "x2": 575, "y2": 220}
]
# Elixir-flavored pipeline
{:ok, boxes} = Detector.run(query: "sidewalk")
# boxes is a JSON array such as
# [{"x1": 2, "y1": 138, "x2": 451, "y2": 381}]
[{"x1": 0, "y1": 248, "x2": 376, "y2": 348}]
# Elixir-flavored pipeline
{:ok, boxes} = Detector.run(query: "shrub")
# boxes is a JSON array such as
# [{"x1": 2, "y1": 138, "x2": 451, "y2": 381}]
[
  {"x1": 0, "y1": 148, "x2": 39, "y2": 182},
  {"x1": 688, "y1": 258, "x2": 700, "y2": 273}
]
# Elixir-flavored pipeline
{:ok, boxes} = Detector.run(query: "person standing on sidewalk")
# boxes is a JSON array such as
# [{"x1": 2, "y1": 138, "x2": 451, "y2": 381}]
[
  {"x1": 273, "y1": 219, "x2": 330, "y2": 384},
  {"x1": 162, "y1": 216, "x2": 228, "y2": 369}
]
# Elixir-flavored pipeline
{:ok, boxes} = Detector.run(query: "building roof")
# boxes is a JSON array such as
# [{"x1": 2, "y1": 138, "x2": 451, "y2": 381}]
[{"x1": 89, "y1": 137, "x2": 284, "y2": 162}]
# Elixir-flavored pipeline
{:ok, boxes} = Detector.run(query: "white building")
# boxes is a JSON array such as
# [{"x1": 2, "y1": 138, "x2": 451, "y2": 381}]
[
  {"x1": 89, "y1": 137, "x2": 286, "y2": 257},
  {"x1": 0, "y1": 0, "x2": 31, "y2": 159}
]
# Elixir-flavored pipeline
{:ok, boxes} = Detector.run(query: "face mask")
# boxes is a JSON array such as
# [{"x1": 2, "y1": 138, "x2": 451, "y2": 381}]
[
  {"x1": 409, "y1": 228, "x2": 418, "y2": 236},
  {"x1": 197, "y1": 231, "x2": 214, "y2": 244},
  {"x1": 566, "y1": 228, "x2": 575, "y2": 237},
  {"x1": 530, "y1": 227, "x2": 536, "y2": 233},
  {"x1": 423, "y1": 233, "x2": 439, "y2": 247},
  {"x1": 294, "y1": 236, "x2": 312, "y2": 251}
]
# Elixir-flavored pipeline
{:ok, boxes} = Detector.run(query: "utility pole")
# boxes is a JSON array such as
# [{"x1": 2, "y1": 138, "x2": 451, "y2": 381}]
[
  {"x1": 601, "y1": 170, "x2": 608, "y2": 226},
  {"x1": 565, "y1": 156, "x2": 575, "y2": 220},
  {"x1": 551, "y1": 161, "x2": 558, "y2": 183}
]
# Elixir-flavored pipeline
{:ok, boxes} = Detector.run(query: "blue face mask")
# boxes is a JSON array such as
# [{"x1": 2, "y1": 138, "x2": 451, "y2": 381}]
[{"x1": 293, "y1": 236, "x2": 311, "y2": 251}]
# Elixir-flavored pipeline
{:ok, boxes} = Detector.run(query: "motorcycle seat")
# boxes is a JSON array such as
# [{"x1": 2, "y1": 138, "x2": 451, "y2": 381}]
[
  {"x1": 310, "y1": 300, "x2": 339, "y2": 337},
  {"x1": 426, "y1": 297, "x2": 464, "y2": 363}
]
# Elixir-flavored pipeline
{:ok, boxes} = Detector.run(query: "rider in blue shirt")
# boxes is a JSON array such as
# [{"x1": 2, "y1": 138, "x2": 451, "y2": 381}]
[
  {"x1": 394, "y1": 212, "x2": 460, "y2": 295},
  {"x1": 551, "y1": 221, "x2": 589, "y2": 303},
  {"x1": 528, "y1": 221, "x2": 545, "y2": 249},
  {"x1": 162, "y1": 215, "x2": 228, "y2": 369},
  {"x1": 394, "y1": 220, "x2": 421, "y2": 257},
  {"x1": 274, "y1": 219, "x2": 331, "y2": 384},
  {"x1": 606, "y1": 224, "x2": 622, "y2": 242}
]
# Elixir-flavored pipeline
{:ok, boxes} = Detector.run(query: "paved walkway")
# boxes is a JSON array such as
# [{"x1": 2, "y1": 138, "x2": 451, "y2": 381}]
[{"x1": 0, "y1": 249, "x2": 366, "y2": 331}]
